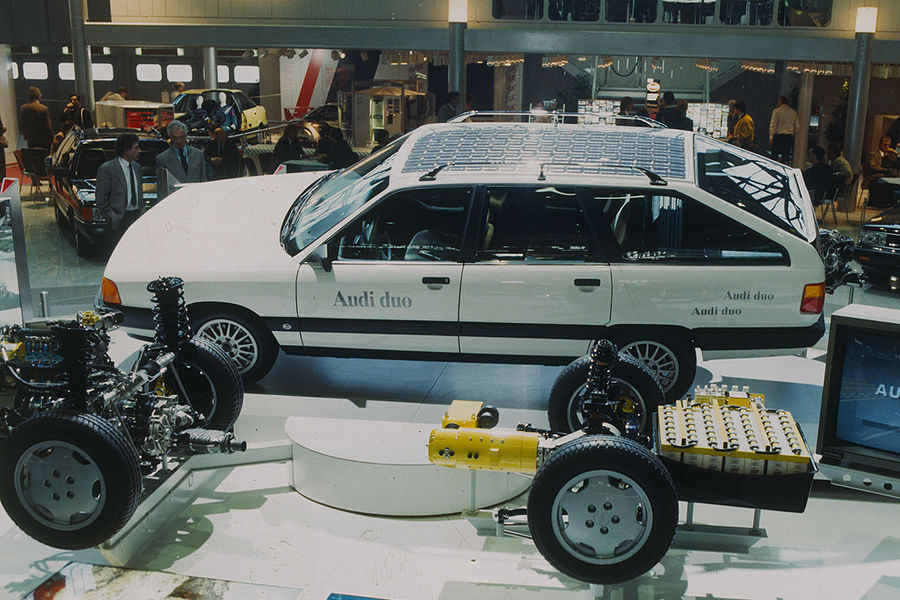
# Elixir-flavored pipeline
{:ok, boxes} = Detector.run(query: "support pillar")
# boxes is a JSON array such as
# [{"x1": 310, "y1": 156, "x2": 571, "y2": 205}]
[
  {"x1": 845, "y1": 32, "x2": 873, "y2": 175},
  {"x1": 793, "y1": 70, "x2": 814, "y2": 169},
  {"x1": 203, "y1": 46, "x2": 218, "y2": 90},
  {"x1": 68, "y1": 0, "x2": 94, "y2": 111},
  {"x1": 448, "y1": 21, "x2": 466, "y2": 117}
]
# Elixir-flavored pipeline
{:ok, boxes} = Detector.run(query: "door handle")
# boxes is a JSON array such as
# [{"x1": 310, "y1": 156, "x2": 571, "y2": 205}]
[
  {"x1": 573, "y1": 278, "x2": 602, "y2": 287},
  {"x1": 423, "y1": 276, "x2": 450, "y2": 285}
]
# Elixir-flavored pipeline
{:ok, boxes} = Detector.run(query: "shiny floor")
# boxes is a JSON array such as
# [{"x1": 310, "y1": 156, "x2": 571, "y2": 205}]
[{"x1": 1, "y1": 188, "x2": 900, "y2": 600}]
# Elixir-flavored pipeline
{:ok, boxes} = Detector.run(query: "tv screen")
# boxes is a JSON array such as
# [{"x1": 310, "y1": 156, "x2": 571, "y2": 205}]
[
  {"x1": 833, "y1": 329, "x2": 900, "y2": 455},
  {"x1": 818, "y1": 304, "x2": 900, "y2": 494}
]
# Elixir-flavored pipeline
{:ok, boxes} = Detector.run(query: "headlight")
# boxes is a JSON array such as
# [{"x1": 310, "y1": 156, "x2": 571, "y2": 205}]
[{"x1": 858, "y1": 230, "x2": 887, "y2": 247}]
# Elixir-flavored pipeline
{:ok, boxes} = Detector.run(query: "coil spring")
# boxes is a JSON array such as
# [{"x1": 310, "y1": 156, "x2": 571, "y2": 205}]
[
  {"x1": 587, "y1": 339, "x2": 617, "y2": 393},
  {"x1": 51, "y1": 321, "x2": 93, "y2": 411},
  {"x1": 147, "y1": 277, "x2": 192, "y2": 350}
]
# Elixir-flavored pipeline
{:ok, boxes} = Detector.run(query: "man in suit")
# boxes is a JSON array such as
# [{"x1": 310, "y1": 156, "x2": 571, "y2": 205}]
[
  {"x1": 95, "y1": 132, "x2": 143, "y2": 247},
  {"x1": 19, "y1": 86, "x2": 53, "y2": 149},
  {"x1": 865, "y1": 136, "x2": 900, "y2": 208},
  {"x1": 204, "y1": 126, "x2": 241, "y2": 180},
  {"x1": 155, "y1": 119, "x2": 210, "y2": 199}
]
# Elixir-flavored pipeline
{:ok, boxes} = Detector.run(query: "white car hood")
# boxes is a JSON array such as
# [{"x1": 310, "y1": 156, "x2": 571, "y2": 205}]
[{"x1": 107, "y1": 172, "x2": 327, "y2": 278}]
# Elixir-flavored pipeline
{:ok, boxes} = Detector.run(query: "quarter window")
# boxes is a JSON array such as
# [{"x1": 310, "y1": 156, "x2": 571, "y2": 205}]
[
  {"x1": 336, "y1": 188, "x2": 472, "y2": 262},
  {"x1": 476, "y1": 186, "x2": 593, "y2": 262},
  {"x1": 598, "y1": 190, "x2": 786, "y2": 264}
]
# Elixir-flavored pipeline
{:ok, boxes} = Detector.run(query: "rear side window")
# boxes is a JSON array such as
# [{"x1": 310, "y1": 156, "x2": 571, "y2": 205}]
[
  {"x1": 477, "y1": 186, "x2": 593, "y2": 262},
  {"x1": 590, "y1": 189, "x2": 787, "y2": 264}
]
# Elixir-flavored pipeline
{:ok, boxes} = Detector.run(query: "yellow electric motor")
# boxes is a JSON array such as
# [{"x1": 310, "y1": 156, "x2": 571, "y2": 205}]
[{"x1": 428, "y1": 426, "x2": 540, "y2": 473}]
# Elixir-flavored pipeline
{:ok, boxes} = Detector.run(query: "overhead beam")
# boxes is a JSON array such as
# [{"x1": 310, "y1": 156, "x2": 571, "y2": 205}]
[{"x1": 84, "y1": 22, "x2": 900, "y2": 63}]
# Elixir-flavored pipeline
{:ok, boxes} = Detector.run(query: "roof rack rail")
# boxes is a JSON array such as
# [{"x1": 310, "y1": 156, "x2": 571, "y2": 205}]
[
  {"x1": 447, "y1": 110, "x2": 665, "y2": 129},
  {"x1": 419, "y1": 161, "x2": 504, "y2": 181},
  {"x1": 537, "y1": 162, "x2": 667, "y2": 185}
]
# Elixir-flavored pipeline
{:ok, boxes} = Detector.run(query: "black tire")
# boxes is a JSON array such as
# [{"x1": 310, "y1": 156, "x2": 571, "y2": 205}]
[
  {"x1": 166, "y1": 337, "x2": 244, "y2": 430},
  {"x1": 548, "y1": 355, "x2": 664, "y2": 434},
  {"x1": 614, "y1": 333, "x2": 696, "y2": 402},
  {"x1": 54, "y1": 202, "x2": 66, "y2": 228},
  {"x1": 192, "y1": 311, "x2": 277, "y2": 383},
  {"x1": 0, "y1": 410, "x2": 141, "y2": 550},
  {"x1": 527, "y1": 435, "x2": 678, "y2": 584}
]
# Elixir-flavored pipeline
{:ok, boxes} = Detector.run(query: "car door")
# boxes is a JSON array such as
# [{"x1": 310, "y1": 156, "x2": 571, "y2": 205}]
[
  {"x1": 296, "y1": 186, "x2": 473, "y2": 354},
  {"x1": 458, "y1": 185, "x2": 612, "y2": 358}
]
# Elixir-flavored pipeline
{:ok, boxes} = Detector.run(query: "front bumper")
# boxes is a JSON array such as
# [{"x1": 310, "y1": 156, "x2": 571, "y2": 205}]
[{"x1": 853, "y1": 246, "x2": 900, "y2": 278}]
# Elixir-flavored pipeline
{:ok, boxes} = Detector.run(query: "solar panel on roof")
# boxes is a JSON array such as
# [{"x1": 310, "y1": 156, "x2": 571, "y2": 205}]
[{"x1": 402, "y1": 124, "x2": 687, "y2": 180}]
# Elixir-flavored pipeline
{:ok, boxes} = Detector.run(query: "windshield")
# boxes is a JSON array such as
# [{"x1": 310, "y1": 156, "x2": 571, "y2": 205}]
[
  {"x1": 695, "y1": 137, "x2": 814, "y2": 241},
  {"x1": 73, "y1": 140, "x2": 168, "y2": 179},
  {"x1": 280, "y1": 137, "x2": 405, "y2": 255}
]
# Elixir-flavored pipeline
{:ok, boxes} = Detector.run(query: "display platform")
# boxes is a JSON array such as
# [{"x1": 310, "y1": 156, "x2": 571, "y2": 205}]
[{"x1": 3, "y1": 348, "x2": 900, "y2": 600}]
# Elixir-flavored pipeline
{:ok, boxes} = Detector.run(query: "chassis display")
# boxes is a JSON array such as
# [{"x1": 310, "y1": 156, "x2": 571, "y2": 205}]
[
  {"x1": 429, "y1": 340, "x2": 815, "y2": 584},
  {"x1": 0, "y1": 277, "x2": 245, "y2": 549}
]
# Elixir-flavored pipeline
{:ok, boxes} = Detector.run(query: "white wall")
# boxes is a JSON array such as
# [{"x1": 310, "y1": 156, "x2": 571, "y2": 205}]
[{"x1": 0, "y1": 45, "x2": 19, "y2": 169}]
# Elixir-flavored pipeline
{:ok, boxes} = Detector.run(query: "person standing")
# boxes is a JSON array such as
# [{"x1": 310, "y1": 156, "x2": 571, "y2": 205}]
[
  {"x1": 20, "y1": 87, "x2": 53, "y2": 149},
  {"x1": 437, "y1": 91, "x2": 460, "y2": 123},
  {"x1": 769, "y1": 95, "x2": 799, "y2": 164},
  {"x1": 61, "y1": 93, "x2": 94, "y2": 129},
  {"x1": 727, "y1": 101, "x2": 754, "y2": 150},
  {"x1": 95, "y1": 132, "x2": 143, "y2": 247},
  {"x1": 657, "y1": 91, "x2": 679, "y2": 128},
  {"x1": 204, "y1": 126, "x2": 241, "y2": 180},
  {"x1": 155, "y1": 120, "x2": 210, "y2": 199},
  {"x1": 803, "y1": 145, "x2": 831, "y2": 206},
  {"x1": 864, "y1": 136, "x2": 900, "y2": 208},
  {"x1": 674, "y1": 99, "x2": 693, "y2": 131}
]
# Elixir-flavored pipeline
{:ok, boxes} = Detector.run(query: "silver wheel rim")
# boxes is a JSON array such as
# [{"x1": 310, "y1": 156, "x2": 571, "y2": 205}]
[
  {"x1": 566, "y1": 378, "x2": 646, "y2": 432},
  {"x1": 551, "y1": 469, "x2": 653, "y2": 565},
  {"x1": 619, "y1": 341, "x2": 679, "y2": 392},
  {"x1": 196, "y1": 319, "x2": 259, "y2": 374},
  {"x1": 14, "y1": 440, "x2": 106, "y2": 531}
]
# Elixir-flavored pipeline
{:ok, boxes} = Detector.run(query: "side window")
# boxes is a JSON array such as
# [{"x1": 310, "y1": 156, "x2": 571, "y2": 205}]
[
  {"x1": 611, "y1": 191, "x2": 786, "y2": 263},
  {"x1": 477, "y1": 186, "x2": 592, "y2": 262},
  {"x1": 335, "y1": 187, "x2": 471, "y2": 262}
]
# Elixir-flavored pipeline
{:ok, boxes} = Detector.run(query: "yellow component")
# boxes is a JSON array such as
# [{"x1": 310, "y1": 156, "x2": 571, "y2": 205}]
[
  {"x1": 691, "y1": 384, "x2": 765, "y2": 409},
  {"x1": 441, "y1": 400, "x2": 484, "y2": 429},
  {"x1": 428, "y1": 427, "x2": 540, "y2": 473},
  {"x1": 77, "y1": 311, "x2": 100, "y2": 326},
  {"x1": 1, "y1": 341, "x2": 24, "y2": 362}
]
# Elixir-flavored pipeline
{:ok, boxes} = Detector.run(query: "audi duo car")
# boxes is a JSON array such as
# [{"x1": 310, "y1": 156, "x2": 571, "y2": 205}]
[
  {"x1": 49, "y1": 128, "x2": 169, "y2": 256},
  {"x1": 100, "y1": 114, "x2": 825, "y2": 401},
  {"x1": 853, "y1": 206, "x2": 900, "y2": 291}
]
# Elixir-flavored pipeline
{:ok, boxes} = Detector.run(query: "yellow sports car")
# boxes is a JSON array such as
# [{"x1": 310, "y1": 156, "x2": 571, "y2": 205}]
[{"x1": 172, "y1": 88, "x2": 267, "y2": 134}]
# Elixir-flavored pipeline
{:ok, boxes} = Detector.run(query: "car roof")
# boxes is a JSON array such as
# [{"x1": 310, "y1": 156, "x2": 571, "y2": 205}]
[
  {"x1": 182, "y1": 88, "x2": 243, "y2": 94},
  {"x1": 389, "y1": 121, "x2": 693, "y2": 186},
  {"x1": 76, "y1": 127, "x2": 164, "y2": 141}
]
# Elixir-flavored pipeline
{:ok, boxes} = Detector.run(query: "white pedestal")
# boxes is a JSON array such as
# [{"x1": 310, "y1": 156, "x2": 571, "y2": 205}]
[{"x1": 285, "y1": 416, "x2": 531, "y2": 516}]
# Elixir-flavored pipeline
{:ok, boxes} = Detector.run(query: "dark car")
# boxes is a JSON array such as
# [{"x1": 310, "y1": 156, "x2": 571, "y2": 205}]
[
  {"x1": 49, "y1": 128, "x2": 169, "y2": 256},
  {"x1": 296, "y1": 103, "x2": 344, "y2": 148},
  {"x1": 853, "y1": 206, "x2": 900, "y2": 290}
]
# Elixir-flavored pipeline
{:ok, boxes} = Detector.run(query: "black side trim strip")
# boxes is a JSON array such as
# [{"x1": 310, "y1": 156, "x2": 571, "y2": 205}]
[
  {"x1": 693, "y1": 315, "x2": 824, "y2": 350},
  {"x1": 459, "y1": 322, "x2": 606, "y2": 340},
  {"x1": 281, "y1": 345, "x2": 576, "y2": 366},
  {"x1": 297, "y1": 318, "x2": 606, "y2": 340},
  {"x1": 301, "y1": 318, "x2": 459, "y2": 336},
  {"x1": 262, "y1": 317, "x2": 302, "y2": 332}
]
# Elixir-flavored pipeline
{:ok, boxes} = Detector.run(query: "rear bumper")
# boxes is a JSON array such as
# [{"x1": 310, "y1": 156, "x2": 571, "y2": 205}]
[{"x1": 692, "y1": 315, "x2": 825, "y2": 351}]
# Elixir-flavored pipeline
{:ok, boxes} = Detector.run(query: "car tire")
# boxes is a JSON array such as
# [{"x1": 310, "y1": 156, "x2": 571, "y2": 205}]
[
  {"x1": 527, "y1": 435, "x2": 678, "y2": 584},
  {"x1": 614, "y1": 333, "x2": 696, "y2": 402},
  {"x1": 192, "y1": 311, "x2": 277, "y2": 384},
  {"x1": 548, "y1": 355, "x2": 664, "y2": 434},
  {"x1": 54, "y1": 203, "x2": 65, "y2": 229},
  {"x1": 0, "y1": 410, "x2": 142, "y2": 550},
  {"x1": 163, "y1": 337, "x2": 244, "y2": 430}
]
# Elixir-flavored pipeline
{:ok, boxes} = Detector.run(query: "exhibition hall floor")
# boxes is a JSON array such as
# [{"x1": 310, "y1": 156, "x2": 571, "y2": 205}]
[{"x1": 1, "y1": 193, "x2": 900, "y2": 599}]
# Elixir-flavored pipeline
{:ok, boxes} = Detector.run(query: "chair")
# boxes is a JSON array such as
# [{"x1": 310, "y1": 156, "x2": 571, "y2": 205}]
[
  {"x1": 819, "y1": 174, "x2": 857, "y2": 228},
  {"x1": 17, "y1": 148, "x2": 51, "y2": 197}
]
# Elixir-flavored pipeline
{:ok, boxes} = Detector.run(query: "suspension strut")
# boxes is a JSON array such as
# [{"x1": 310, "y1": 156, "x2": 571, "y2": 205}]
[
  {"x1": 147, "y1": 277, "x2": 192, "y2": 352},
  {"x1": 582, "y1": 339, "x2": 618, "y2": 434},
  {"x1": 51, "y1": 321, "x2": 93, "y2": 411}
]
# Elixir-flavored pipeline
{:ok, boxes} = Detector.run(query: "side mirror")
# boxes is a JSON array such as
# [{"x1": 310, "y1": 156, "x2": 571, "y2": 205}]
[{"x1": 305, "y1": 243, "x2": 335, "y2": 272}]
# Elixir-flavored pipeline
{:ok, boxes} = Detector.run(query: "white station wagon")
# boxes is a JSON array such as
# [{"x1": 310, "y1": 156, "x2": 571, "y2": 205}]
[{"x1": 101, "y1": 115, "x2": 825, "y2": 404}]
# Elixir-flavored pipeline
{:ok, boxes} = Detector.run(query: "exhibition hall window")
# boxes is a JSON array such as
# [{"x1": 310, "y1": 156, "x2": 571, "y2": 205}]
[
  {"x1": 719, "y1": 0, "x2": 774, "y2": 25},
  {"x1": 662, "y1": 1, "x2": 716, "y2": 24},
  {"x1": 606, "y1": 0, "x2": 658, "y2": 23},
  {"x1": 136, "y1": 64, "x2": 162, "y2": 82},
  {"x1": 549, "y1": 0, "x2": 599, "y2": 21},
  {"x1": 492, "y1": 0, "x2": 543, "y2": 19},
  {"x1": 22, "y1": 62, "x2": 48, "y2": 80},
  {"x1": 609, "y1": 191, "x2": 786, "y2": 264},
  {"x1": 217, "y1": 65, "x2": 229, "y2": 84},
  {"x1": 58, "y1": 63, "x2": 75, "y2": 80},
  {"x1": 166, "y1": 64, "x2": 193, "y2": 83},
  {"x1": 476, "y1": 186, "x2": 593, "y2": 263},
  {"x1": 778, "y1": 0, "x2": 831, "y2": 27},
  {"x1": 336, "y1": 188, "x2": 472, "y2": 262},
  {"x1": 92, "y1": 63, "x2": 114, "y2": 82}
]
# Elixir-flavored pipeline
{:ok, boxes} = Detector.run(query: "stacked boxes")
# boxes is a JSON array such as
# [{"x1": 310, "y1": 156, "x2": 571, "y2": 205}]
[{"x1": 658, "y1": 385, "x2": 809, "y2": 475}]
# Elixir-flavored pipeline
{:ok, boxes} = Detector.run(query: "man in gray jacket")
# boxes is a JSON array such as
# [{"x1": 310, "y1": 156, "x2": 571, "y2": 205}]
[
  {"x1": 155, "y1": 119, "x2": 210, "y2": 199},
  {"x1": 95, "y1": 132, "x2": 143, "y2": 246}
]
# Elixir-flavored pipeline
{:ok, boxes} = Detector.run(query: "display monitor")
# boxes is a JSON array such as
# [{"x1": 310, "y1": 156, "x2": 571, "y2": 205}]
[{"x1": 817, "y1": 304, "x2": 900, "y2": 497}]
